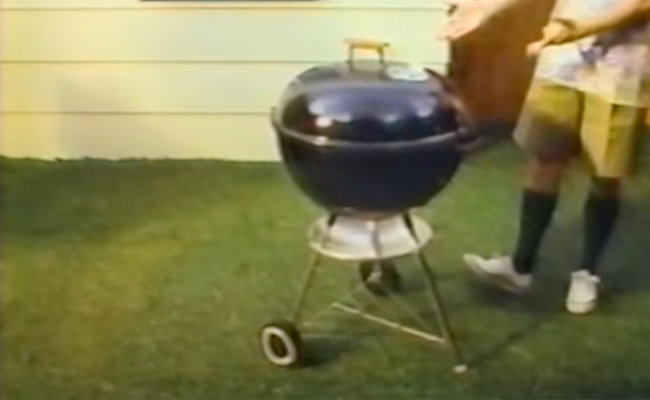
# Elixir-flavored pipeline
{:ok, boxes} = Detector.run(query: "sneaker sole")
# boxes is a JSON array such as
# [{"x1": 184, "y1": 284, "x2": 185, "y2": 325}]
[
  {"x1": 566, "y1": 300, "x2": 596, "y2": 315},
  {"x1": 463, "y1": 256, "x2": 528, "y2": 294}
]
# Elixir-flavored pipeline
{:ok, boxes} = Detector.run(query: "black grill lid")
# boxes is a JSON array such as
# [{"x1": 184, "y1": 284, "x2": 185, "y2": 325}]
[{"x1": 275, "y1": 57, "x2": 465, "y2": 144}]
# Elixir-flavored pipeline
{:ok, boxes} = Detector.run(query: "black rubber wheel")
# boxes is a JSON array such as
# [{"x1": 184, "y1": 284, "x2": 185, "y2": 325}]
[
  {"x1": 359, "y1": 261, "x2": 401, "y2": 296},
  {"x1": 259, "y1": 320, "x2": 303, "y2": 367}
]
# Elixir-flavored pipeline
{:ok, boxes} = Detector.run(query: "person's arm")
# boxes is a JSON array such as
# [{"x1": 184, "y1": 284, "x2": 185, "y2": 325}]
[
  {"x1": 526, "y1": 0, "x2": 650, "y2": 56},
  {"x1": 553, "y1": 0, "x2": 650, "y2": 45}
]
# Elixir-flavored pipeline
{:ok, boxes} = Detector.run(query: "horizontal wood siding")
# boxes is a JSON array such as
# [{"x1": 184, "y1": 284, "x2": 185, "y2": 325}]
[{"x1": 0, "y1": 1, "x2": 450, "y2": 160}]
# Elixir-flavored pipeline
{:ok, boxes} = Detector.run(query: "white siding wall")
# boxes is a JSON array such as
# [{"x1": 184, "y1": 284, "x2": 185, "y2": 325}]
[{"x1": 0, "y1": 0, "x2": 450, "y2": 160}]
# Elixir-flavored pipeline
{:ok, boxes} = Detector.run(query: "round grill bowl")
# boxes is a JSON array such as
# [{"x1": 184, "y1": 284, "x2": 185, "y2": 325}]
[{"x1": 271, "y1": 55, "x2": 473, "y2": 216}]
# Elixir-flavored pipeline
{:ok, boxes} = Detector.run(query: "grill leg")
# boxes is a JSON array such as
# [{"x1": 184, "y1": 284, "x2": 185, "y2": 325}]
[
  {"x1": 291, "y1": 214, "x2": 337, "y2": 324},
  {"x1": 368, "y1": 220, "x2": 382, "y2": 260},
  {"x1": 403, "y1": 214, "x2": 468, "y2": 373}
]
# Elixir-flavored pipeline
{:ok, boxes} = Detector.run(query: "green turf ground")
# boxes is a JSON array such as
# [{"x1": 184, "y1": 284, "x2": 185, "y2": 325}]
[{"x1": 2, "y1": 142, "x2": 650, "y2": 400}]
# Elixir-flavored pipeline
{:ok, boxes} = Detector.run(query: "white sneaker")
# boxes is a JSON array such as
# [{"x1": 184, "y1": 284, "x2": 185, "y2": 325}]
[
  {"x1": 463, "y1": 254, "x2": 532, "y2": 294},
  {"x1": 566, "y1": 270, "x2": 600, "y2": 315}
]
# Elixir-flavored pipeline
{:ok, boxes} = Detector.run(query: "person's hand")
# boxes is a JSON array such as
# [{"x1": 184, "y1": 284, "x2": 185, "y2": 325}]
[
  {"x1": 438, "y1": 0, "x2": 496, "y2": 40},
  {"x1": 526, "y1": 19, "x2": 576, "y2": 57}
]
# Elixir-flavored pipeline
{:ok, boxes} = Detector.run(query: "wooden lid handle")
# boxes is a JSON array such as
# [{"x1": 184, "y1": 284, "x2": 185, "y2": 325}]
[{"x1": 344, "y1": 38, "x2": 390, "y2": 51}]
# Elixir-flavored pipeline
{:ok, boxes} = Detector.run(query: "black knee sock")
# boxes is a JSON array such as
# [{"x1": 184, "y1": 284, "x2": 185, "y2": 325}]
[
  {"x1": 579, "y1": 193, "x2": 621, "y2": 274},
  {"x1": 513, "y1": 190, "x2": 559, "y2": 274}
]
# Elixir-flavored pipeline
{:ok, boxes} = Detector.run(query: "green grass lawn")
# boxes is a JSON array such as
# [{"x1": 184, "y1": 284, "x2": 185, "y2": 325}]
[{"x1": 2, "y1": 142, "x2": 650, "y2": 400}]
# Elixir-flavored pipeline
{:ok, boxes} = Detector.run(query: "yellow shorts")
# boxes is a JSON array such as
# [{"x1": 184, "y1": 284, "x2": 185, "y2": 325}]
[{"x1": 513, "y1": 79, "x2": 647, "y2": 178}]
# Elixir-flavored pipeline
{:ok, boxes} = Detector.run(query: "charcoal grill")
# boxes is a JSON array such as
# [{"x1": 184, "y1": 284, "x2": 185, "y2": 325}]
[{"x1": 259, "y1": 39, "x2": 474, "y2": 373}]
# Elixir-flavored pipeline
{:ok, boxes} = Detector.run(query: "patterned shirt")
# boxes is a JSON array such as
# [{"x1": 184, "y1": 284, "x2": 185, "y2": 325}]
[{"x1": 534, "y1": 0, "x2": 650, "y2": 107}]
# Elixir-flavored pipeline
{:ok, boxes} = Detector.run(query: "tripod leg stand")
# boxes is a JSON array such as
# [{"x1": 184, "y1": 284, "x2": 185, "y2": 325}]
[
  {"x1": 259, "y1": 215, "x2": 338, "y2": 368},
  {"x1": 403, "y1": 214, "x2": 468, "y2": 373},
  {"x1": 291, "y1": 214, "x2": 338, "y2": 324}
]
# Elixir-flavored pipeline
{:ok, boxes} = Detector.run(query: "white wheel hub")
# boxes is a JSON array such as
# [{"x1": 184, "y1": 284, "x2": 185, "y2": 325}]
[{"x1": 261, "y1": 326, "x2": 299, "y2": 367}]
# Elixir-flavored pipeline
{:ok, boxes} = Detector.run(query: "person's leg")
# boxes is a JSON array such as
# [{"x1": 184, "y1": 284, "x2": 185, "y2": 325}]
[
  {"x1": 464, "y1": 80, "x2": 582, "y2": 293},
  {"x1": 579, "y1": 177, "x2": 621, "y2": 274},
  {"x1": 566, "y1": 95, "x2": 646, "y2": 314},
  {"x1": 511, "y1": 157, "x2": 566, "y2": 275}
]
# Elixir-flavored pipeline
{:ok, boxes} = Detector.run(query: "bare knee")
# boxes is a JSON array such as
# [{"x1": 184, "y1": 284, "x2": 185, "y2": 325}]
[{"x1": 524, "y1": 157, "x2": 567, "y2": 193}]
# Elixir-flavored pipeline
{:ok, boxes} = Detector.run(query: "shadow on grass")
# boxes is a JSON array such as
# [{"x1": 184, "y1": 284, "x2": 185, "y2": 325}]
[
  {"x1": 596, "y1": 199, "x2": 650, "y2": 299},
  {"x1": 301, "y1": 335, "x2": 360, "y2": 368},
  {"x1": 466, "y1": 316, "x2": 550, "y2": 369},
  {"x1": 322, "y1": 257, "x2": 558, "y2": 370},
  {"x1": 288, "y1": 266, "x2": 477, "y2": 368},
  {"x1": 455, "y1": 282, "x2": 556, "y2": 369},
  {"x1": 460, "y1": 182, "x2": 650, "y2": 370},
  {"x1": 280, "y1": 278, "x2": 391, "y2": 368},
  {"x1": 536, "y1": 193, "x2": 650, "y2": 310},
  {"x1": 456, "y1": 195, "x2": 650, "y2": 369}
]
